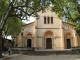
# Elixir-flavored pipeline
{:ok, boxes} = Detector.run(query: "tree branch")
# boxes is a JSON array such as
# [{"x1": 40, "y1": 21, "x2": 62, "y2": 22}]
[
  {"x1": 26, "y1": 0, "x2": 31, "y2": 6},
  {"x1": 0, "y1": 2, "x2": 13, "y2": 29}
]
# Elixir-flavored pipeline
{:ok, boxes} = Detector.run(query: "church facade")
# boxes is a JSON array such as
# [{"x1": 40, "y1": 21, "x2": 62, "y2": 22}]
[{"x1": 15, "y1": 7, "x2": 80, "y2": 51}]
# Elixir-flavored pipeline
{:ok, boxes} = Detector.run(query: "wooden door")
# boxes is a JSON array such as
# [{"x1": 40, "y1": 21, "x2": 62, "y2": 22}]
[
  {"x1": 46, "y1": 38, "x2": 52, "y2": 49},
  {"x1": 66, "y1": 39, "x2": 71, "y2": 49},
  {"x1": 27, "y1": 39, "x2": 31, "y2": 47}
]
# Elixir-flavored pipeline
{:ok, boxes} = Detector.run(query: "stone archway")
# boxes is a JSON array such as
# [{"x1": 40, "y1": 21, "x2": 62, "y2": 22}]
[
  {"x1": 44, "y1": 30, "x2": 54, "y2": 38},
  {"x1": 24, "y1": 33, "x2": 33, "y2": 47},
  {"x1": 65, "y1": 32, "x2": 73, "y2": 49},
  {"x1": 26, "y1": 33, "x2": 32, "y2": 37},
  {"x1": 44, "y1": 30, "x2": 55, "y2": 49}
]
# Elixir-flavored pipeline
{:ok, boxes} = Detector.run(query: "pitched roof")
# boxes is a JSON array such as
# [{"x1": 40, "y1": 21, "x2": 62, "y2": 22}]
[
  {"x1": 62, "y1": 22, "x2": 75, "y2": 27},
  {"x1": 22, "y1": 21, "x2": 35, "y2": 27}
]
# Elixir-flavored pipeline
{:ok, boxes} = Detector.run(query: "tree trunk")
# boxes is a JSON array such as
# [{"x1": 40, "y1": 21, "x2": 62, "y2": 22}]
[
  {"x1": 0, "y1": 2, "x2": 13, "y2": 57},
  {"x1": 0, "y1": 29, "x2": 2, "y2": 58}
]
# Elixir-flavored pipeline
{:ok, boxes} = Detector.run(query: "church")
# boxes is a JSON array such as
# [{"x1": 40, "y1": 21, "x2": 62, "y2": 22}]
[{"x1": 15, "y1": 7, "x2": 80, "y2": 51}]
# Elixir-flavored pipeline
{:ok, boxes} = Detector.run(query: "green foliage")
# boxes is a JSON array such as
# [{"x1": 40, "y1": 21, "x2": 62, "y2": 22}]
[
  {"x1": 0, "y1": 0, "x2": 9, "y2": 19},
  {"x1": 4, "y1": 17, "x2": 25, "y2": 37},
  {"x1": 75, "y1": 23, "x2": 80, "y2": 32},
  {"x1": 51, "y1": 0, "x2": 80, "y2": 20},
  {"x1": 68, "y1": 20, "x2": 80, "y2": 34},
  {"x1": 51, "y1": 0, "x2": 80, "y2": 34}
]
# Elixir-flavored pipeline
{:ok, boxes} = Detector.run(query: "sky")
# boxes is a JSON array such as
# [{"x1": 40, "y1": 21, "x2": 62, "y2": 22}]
[
  {"x1": 7, "y1": 35, "x2": 12, "y2": 40},
  {"x1": 22, "y1": 17, "x2": 35, "y2": 24}
]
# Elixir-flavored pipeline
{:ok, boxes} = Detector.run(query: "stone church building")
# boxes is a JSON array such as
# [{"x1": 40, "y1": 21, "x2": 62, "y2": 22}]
[{"x1": 15, "y1": 7, "x2": 80, "y2": 51}]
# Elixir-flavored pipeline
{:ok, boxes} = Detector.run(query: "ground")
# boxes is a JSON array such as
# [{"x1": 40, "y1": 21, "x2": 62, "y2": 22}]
[{"x1": 1, "y1": 54, "x2": 80, "y2": 60}]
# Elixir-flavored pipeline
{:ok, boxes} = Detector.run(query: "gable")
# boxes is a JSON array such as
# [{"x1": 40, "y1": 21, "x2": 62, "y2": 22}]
[
  {"x1": 37, "y1": 6, "x2": 58, "y2": 18},
  {"x1": 36, "y1": 7, "x2": 62, "y2": 28}
]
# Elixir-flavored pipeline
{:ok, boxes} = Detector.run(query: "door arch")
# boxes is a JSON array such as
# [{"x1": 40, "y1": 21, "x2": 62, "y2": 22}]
[
  {"x1": 46, "y1": 38, "x2": 52, "y2": 49},
  {"x1": 65, "y1": 32, "x2": 73, "y2": 49},
  {"x1": 26, "y1": 33, "x2": 33, "y2": 47}
]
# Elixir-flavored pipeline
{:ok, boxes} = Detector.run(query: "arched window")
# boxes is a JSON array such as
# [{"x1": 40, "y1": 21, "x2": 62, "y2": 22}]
[
  {"x1": 44, "y1": 17, "x2": 53, "y2": 24},
  {"x1": 51, "y1": 17, "x2": 53, "y2": 24},
  {"x1": 44, "y1": 17, "x2": 46, "y2": 24},
  {"x1": 47, "y1": 17, "x2": 50, "y2": 24}
]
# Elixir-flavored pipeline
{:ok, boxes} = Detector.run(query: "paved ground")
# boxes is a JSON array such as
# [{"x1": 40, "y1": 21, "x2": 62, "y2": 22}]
[{"x1": 1, "y1": 54, "x2": 80, "y2": 60}]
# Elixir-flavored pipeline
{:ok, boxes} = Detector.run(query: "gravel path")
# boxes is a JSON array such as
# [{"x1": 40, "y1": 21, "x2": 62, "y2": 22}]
[{"x1": 4, "y1": 54, "x2": 80, "y2": 60}]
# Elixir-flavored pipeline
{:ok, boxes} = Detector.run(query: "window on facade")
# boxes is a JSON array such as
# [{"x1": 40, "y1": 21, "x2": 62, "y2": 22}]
[
  {"x1": 47, "y1": 17, "x2": 50, "y2": 24},
  {"x1": 44, "y1": 17, "x2": 46, "y2": 24},
  {"x1": 44, "y1": 17, "x2": 53, "y2": 24},
  {"x1": 51, "y1": 17, "x2": 53, "y2": 24}
]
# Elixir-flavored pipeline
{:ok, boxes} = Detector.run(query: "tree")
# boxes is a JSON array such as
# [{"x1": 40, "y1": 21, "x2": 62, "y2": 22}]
[
  {"x1": 51, "y1": 0, "x2": 80, "y2": 20},
  {"x1": 51, "y1": 0, "x2": 80, "y2": 34},
  {"x1": 0, "y1": 0, "x2": 51, "y2": 57},
  {"x1": 0, "y1": 0, "x2": 10, "y2": 57},
  {"x1": 4, "y1": 17, "x2": 25, "y2": 37},
  {"x1": 68, "y1": 20, "x2": 80, "y2": 35}
]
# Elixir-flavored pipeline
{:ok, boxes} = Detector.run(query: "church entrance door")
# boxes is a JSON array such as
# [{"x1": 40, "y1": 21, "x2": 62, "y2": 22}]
[
  {"x1": 46, "y1": 38, "x2": 52, "y2": 49},
  {"x1": 27, "y1": 39, "x2": 31, "y2": 47},
  {"x1": 66, "y1": 39, "x2": 71, "y2": 49}
]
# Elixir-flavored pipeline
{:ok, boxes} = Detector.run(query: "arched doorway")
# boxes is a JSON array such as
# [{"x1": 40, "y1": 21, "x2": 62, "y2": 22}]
[
  {"x1": 65, "y1": 32, "x2": 73, "y2": 49},
  {"x1": 46, "y1": 38, "x2": 52, "y2": 49},
  {"x1": 44, "y1": 30, "x2": 54, "y2": 49},
  {"x1": 66, "y1": 39, "x2": 71, "y2": 49},
  {"x1": 27, "y1": 39, "x2": 31, "y2": 47},
  {"x1": 26, "y1": 33, "x2": 32, "y2": 47}
]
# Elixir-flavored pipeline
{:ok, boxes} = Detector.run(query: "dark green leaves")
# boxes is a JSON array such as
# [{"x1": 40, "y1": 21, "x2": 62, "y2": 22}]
[{"x1": 4, "y1": 17, "x2": 25, "y2": 37}]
